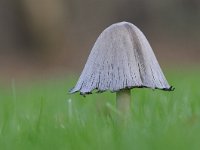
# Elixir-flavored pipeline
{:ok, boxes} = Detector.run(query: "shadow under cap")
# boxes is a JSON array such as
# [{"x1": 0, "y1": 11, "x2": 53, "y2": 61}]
[{"x1": 70, "y1": 21, "x2": 174, "y2": 95}]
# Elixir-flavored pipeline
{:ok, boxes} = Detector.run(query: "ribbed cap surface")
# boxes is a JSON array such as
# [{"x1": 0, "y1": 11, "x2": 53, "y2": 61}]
[{"x1": 70, "y1": 22, "x2": 173, "y2": 95}]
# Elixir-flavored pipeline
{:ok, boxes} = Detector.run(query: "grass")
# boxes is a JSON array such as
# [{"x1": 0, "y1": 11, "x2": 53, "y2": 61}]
[{"x1": 0, "y1": 69, "x2": 200, "y2": 150}]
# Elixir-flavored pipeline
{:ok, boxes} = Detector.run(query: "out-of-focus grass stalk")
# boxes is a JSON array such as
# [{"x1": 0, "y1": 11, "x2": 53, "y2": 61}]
[
  {"x1": 106, "y1": 102, "x2": 121, "y2": 116},
  {"x1": 11, "y1": 78, "x2": 17, "y2": 117},
  {"x1": 68, "y1": 99, "x2": 73, "y2": 120},
  {"x1": 36, "y1": 97, "x2": 44, "y2": 131}
]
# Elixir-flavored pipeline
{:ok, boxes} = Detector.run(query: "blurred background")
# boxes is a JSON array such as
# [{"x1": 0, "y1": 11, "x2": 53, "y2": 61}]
[{"x1": 0, "y1": 0, "x2": 200, "y2": 82}]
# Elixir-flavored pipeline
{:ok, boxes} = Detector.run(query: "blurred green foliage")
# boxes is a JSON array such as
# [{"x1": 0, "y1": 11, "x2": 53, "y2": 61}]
[{"x1": 0, "y1": 69, "x2": 200, "y2": 150}]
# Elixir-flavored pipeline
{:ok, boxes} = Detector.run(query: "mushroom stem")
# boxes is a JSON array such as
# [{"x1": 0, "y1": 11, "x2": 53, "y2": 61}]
[{"x1": 116, "y1": 89, "x2": 131, "y2": 118}]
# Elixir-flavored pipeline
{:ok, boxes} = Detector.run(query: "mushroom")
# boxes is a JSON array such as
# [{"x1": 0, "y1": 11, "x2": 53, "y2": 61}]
[{"x1": 69, "y1": 21, "x2": 173, "y2": 116}]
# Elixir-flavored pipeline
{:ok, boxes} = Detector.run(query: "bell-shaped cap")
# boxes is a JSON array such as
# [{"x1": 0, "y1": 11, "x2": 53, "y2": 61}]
[{"x1": 70, "y1": 22, "x2": 173, "y2": 95}]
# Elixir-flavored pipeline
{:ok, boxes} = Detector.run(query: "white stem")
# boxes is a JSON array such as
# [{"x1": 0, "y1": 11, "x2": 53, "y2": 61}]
[{"x1": 116, "y1": 89, "x2": 131, "y2": 118}]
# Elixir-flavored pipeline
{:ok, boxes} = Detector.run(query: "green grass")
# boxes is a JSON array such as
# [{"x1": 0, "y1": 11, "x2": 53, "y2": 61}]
[{"x1": 0, "y1": 69, "x2": 200, "y2": 150}]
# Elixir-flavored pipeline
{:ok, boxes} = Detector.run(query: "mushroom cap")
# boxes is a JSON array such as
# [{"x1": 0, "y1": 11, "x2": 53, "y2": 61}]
[{"x1": 70, "y1": 22, "x2": 173, "y2": 95}]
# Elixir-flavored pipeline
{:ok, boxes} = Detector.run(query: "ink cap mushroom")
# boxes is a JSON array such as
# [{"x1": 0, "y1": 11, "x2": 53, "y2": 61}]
[{"x1": 69, "y1": 21, "x2": 174, "y2": 115}]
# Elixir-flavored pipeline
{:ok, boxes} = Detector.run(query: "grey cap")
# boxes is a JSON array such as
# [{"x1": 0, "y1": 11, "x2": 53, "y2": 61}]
[{"x1": 70, "y1": 22, "x2": 173, "y2": 95}]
